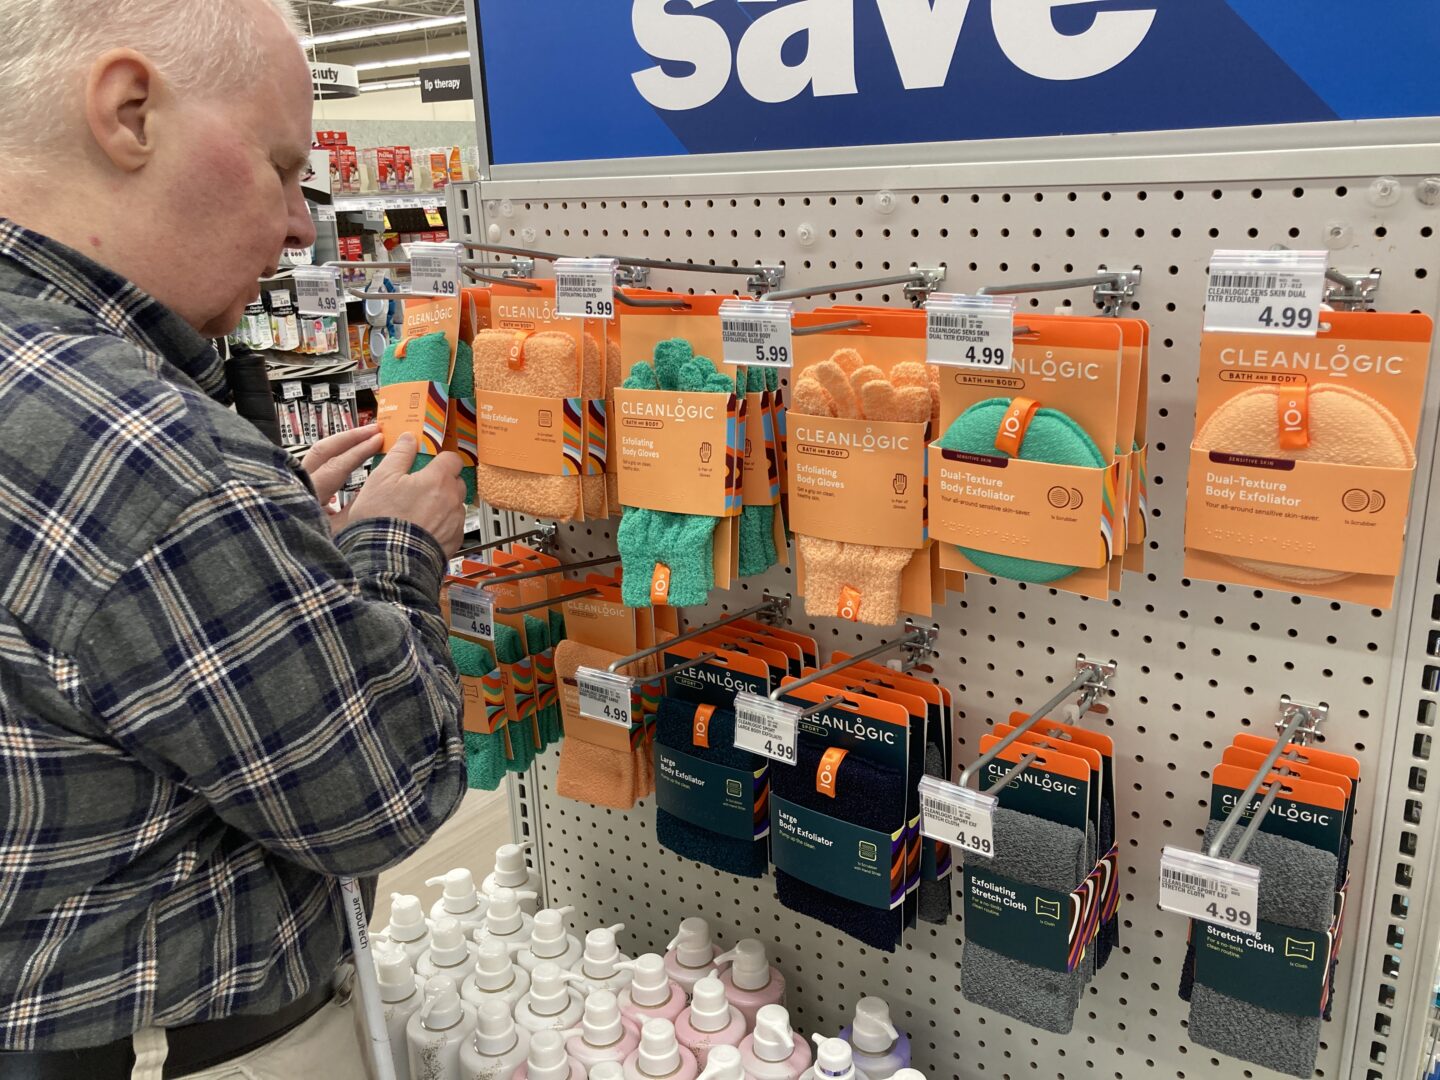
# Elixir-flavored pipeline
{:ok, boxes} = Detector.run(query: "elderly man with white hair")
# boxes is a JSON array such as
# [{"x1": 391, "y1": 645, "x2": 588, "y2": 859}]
[{"x1": 0, "y1": 1, "x2": 470, "y2": 1077}]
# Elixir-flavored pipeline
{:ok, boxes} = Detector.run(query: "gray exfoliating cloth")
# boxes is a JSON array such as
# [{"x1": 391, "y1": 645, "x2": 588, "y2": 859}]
[
  {"x1": 1189, "y1": 985, "x2": 1322, "y2": 1079},
  {"x1": 1187, "y1": 820, "x2": 1337, "y2": 1076},
  {"x1": 961, "y1": 808, "x2": 1088, "y2": 1033},
  {"x1": 918, "y1": 743, "x2": 953, "y2": 925}
]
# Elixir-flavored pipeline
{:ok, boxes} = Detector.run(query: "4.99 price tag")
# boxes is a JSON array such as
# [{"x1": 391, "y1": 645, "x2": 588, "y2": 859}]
[
  {"x1": 577, "y1": 667, "x2": 636, "y2": 728},
  {"x1": 918, "y1": 776, "x2": 996, "y2": 858},
  {"x1": 732, "y1": 692, "x2": 799, "y2": 764},
  {"x1": 447, "y1": 585, "x2": 494, "y2": 643},
  {"x1": 1204, "y1": 249, "x2": 1326, "y2": 337},
  {"x1": 293, "y1": 267, "x2": 343, "y2": 316},
  {"x1": 1158, "y1": 845, "x2": 1260, "y2": 935},
  {"x1": 408, "y1": 241, "x2": 463, "y2": 298},
  {"x1": 926, "y1": 294, "x2": 1015, "y2": 371}
]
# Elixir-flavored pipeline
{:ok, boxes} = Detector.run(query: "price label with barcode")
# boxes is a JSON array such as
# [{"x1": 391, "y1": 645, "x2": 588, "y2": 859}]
[
  {"x1": 1158, "y1": 845, "x2": 1260, "y2": 935},
  {"x1": 409, "y1": 241, "x2": 462, "y2": 298},
  {"x1": 926, "y1": 295, "x2": 1015, "y2": 370},
  {"x1": 311, "y1": 383, "x2": 331, "y2": 402},
  {"x1": 577, "y1": 667, "x2": 636, "y2": 728},
  {"x1": 281, "y1": 380, "x2": 304, "y2": 400},
  {"x1": 1204, "y1": 249, "x2": 1326, "y2": 336},
  {"x1": 448, "y1": 584, "x2": 494, "y2": 642},
  {"x1": 352, "y1": 370, "x2": 378, "y2": 391},
  {"x1": 555, "y1": 258, "x2": 618, "y2": 320},
  {"x1": 918, "y1": 776, "x2": 997, "y2": 857},
  {"x1": 720, "y1": 300, "x2": 794, "y2": 369},
  {"x1": 733, "y1": 692, "x2": 799, "y2": 764},
  {"x1": 294, "y1": 267, "x2": 343, "y2": 317}
]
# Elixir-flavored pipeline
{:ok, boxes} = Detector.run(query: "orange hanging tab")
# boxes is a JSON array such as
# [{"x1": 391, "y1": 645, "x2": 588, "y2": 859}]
[
  {"x1": 1276, "y1": 384, "x2": 1310, "y2": 450},
  {"x1": 507, "y1": 330, "x2": 532, "y2": 372},
  {"x1": 650, "y1": 563, "x2": 673, "y2": 606},
  {"x1": 836, "y1": 585, "x2": 863, "y2": 622},
  {"x1": 816, "y1": 747, "x2": 849, "y2": 799},
  {"x1": 692, "y1": 703, "x2": 714, "y2": 749},
  {"x1": 994, "y1": 397, "x2": 1041, "y2": 457}
]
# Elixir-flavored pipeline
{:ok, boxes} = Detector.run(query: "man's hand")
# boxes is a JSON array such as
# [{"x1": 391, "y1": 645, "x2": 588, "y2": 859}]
[
  {"x1": 302, "y1": 425, "x2": 384, "y2": 533},
  {"x1": 346, "y1": 434, "x2": 468, "y2": 555}
]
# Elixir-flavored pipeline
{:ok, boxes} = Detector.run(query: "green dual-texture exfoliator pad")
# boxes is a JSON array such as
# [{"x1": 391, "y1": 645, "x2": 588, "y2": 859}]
[
  {"x1": 450, "y1": 636, "x2": 506, "y2": 791},
  {"x1": 937, "y1": 397, "x2": 1106, "y2": 584},
  {"x1": 617, "y1": 340, "x2": 735, "y2": 608}
]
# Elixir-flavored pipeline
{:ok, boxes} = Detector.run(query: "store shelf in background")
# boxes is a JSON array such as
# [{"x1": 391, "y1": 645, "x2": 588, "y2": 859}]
[
  {"x1": 266, "y1": 357, "x2": 357, "y2": 381},
  {"x1": 334, "y1": 194, "x2": 447, "y2": 213}
]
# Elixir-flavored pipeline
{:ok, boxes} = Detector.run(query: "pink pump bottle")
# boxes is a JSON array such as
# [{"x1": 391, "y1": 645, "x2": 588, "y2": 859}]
[
  {"x1": 622, "y1": 1018, "x2": 699, "y2": 1080},
  {"x1": 562, "y1": 990, "x2": 641, "y2": 1073},
  {"x1": 739, "y1": 1005, "x2": 813, "y2": 1080},
  {"x1": 673, "y1": 975, "x2": 746, "y2": 1067},
  {"x1": 663, "y1": 917, "x2": 721, "y2": 999},
  {"x1": 615, "y1": 954, "x2": 687, "y2": 1029},
  {"x1": 714, "y1": 939, "x2": 786, "y2": 1030}
]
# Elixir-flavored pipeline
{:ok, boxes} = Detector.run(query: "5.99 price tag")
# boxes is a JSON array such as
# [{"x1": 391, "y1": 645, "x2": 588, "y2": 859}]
[
  {"x1": 555, "y1": 258, "x2": 618, "y2": 320},
  {"x1": 577, "y1": 667, "x2": 636, "y2": 728},
  {"x1": 733, "y1": 691, "x2": 799, "y2": 764},
  {"x1": 720, "y1": 300, "x2": 794, "y2": 369},
  {"x1": 918, "y1": 776, "x2": 996, "y2": 858},
  {"x1": 1158, "y1": 845, "x2": 1260, "y2": 934}
]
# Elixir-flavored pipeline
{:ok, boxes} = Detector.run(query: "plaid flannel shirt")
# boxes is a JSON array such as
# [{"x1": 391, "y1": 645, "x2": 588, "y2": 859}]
[{"x1": 0, "y1": 220, "x2": 466, "y2": 1050}]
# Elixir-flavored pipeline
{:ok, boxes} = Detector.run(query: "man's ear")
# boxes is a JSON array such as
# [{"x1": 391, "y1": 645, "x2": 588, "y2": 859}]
[{"x1": 85, "y1": 50, "x2": 161, "y2": 172}]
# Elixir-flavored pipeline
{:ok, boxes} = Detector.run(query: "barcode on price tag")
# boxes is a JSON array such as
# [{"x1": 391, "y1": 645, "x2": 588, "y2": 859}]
[
  {"x1": 720, "y1": 300, "x2": 794, "y2": 368},
  {"x1": 918, "y1": 776, "x2": 996, "y2": 857},
  {"x1": 409, "y1": 241, "x2": 462, "y2": 298},
  {"x1": 577, "y1": 667, "x2": 636, "y2": 728},
  {"x1": 294, "y1": 267, "x2": 343, "y2": 317},
  {"x1": 732, "y1": 692, "x2": 799, "y2": 764},
  {"x1": 448, "y1": 585, "x2": 494, "y2": 643},
  {"x1": 554, "y1": 258, "x2": 618, "y2": 320},
  {"x1": 281, "y1": 380, "x2": 304, "y2": 400},
  {"x1": 1157, "y1": 845, "x2": 1260, "y2": 935},
  {"x1": 926, "y1": 295, "x2": 1015, "y2": 370},
  {"x1": 1204, "y1": 249, "x2": 1326, "y2": 336},
  {"x1": 311, "y1": 383, "x2": 331, "y2": 402}
]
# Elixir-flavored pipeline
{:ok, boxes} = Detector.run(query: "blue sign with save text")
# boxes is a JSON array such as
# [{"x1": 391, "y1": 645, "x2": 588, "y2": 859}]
[{"x1": 473, "y1": 0, "x2": 1439, "y2": 166}]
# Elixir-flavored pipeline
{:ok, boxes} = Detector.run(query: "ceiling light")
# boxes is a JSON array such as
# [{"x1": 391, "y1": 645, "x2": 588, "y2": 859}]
[
  {"x1": 301, "y1": 15, "x2": 466, "y2": 47},
  {"x1": 355, "y1": 50, "x2": 469, "y2": 73},
  {"x1": 360, "y1": 77, "x2": 422, "y2": 93}
]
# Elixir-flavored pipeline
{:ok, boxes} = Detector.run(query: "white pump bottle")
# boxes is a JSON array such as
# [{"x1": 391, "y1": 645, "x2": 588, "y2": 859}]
[
  {"x1": 458, "y1": 998, "x2": 530, "y2": 1080},
  {"x1": 798, "y1": 1037, "x2": 871, "y2": 1080},
  {"x1": 560, "y1": 989, "x2": 641, "y2": 1073},
  {"x1": 572, "y1": 923, "x2": 632, "y2": 994},
  {"x1": 513, "y1": 961, "x2": 586, "y2": 1035},
  {"x1": 841, "y1": 997, "x2": 910, "y2": 1078},
  {"x1": 473, "y1": 888, "x2": 537, "y2": 953},
  {"x1": 369, "y1": 941, "x2": 426, "y2": 1080},
  {"x1": 515, "y1": 906, "x2": 582, "y2": 974},
  {"x1": 512, "y1": 1029, "x2": 584, "y2": 1080},
  {"x1": 739, "y1": 1005, "x2": 814, "y2": 1080},
  {"x1": 714, "y1": 939, "x2": 786, "y2": 1030},
  {"x1": 382, "y1": 892, "x2": 434, "y2": 967},
  {"x1": 622, "y1": 1018, "x2": 699, "y2": 1080},
  {"x1": 694, "y1": 1045, "x2": 746, "y2": 1080},
  {"x1": 427, "y1": 868, "x2": 489, "y2": 935},
  {"x1": 406, "y1": 975, "x2": 478, "y2": 1080},
  {"x1": 418, "y1": 917, "x2": 480, "y2": 981},
  {"x1": 461, "y1": 938, "x2": 531, "y2": 1014},
  {"x1": 482, "y1": 841, "x2": 543, "y2": 916}
]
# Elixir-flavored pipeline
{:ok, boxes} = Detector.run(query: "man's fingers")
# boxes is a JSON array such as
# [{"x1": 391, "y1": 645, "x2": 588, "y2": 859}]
[
  {"x1": 371, "y1": 432, "x2": 419, "y2": 476},
  {"x1": 310, "y1": 432, "x2": 383, "y2": 489},
  {"x1": 424, "y1": 451, "x2": 466, "y2": 479}
]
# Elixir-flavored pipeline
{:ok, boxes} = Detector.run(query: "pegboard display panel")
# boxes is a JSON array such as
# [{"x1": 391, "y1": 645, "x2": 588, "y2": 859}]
[{"x1": 453, "y1": 166, "x2": 1440, "y2": 1080}]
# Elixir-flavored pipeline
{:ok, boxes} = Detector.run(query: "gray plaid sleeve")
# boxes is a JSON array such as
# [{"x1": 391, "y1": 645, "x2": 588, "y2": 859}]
[{"x1": 72, "y1": 481, "x2": 467, "y2": 877}]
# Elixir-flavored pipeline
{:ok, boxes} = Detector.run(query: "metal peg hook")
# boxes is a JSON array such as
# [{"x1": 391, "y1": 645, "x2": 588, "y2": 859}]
[
  {"x1": 605, "y1": 594, "x2": 791, "y2": 674},
  {"x1": 959, "y1": 656, "x2": 1117, "y2": 791},
  {"x1": 454, "y1": 523, "x2": 558, "y2": 559},
  {"x1": 980, "y1": 268, "x2": 1141, "y2": 317},
  {"x1": 771, "y1": 620, "x2": 939, "y2": 703},
  {"x1": 766, "y1": 266, "x2": 945, "y2": 305},
  {"x1": 1207, "y1": 697, "x2": 1328, "y2": 860}
]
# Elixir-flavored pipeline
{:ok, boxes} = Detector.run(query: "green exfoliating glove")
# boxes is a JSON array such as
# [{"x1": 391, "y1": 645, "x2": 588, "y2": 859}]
[
  {"x1": 375, "y1": 330, "x2": 453, "y2": 474},
  {"x1": 738, "y1": 364, "x2": 779, "y2": 578},
  {"x1": 617, "y1": 343, "x2": 728, "y2": 608},
  {"x1": 450, "y1": 637, "x2": 506, "y2": 791},
  {"x1": 494, "y1": 622, "x2": 535, "y2": 773},
  {"x1": 451, "y1": 339, "x2": 477, "y2": 505},
  {"x1": 937, "y1": 397, "x2": 1106, "y2": 583}
]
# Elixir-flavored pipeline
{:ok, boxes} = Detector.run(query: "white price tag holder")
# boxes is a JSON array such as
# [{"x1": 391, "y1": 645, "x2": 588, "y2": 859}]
[
  {"x1": 1204, "y1": 249, "x2": 1327, "y2": 336},
  {"x1": 351, "y1": 370, "x2": 379, "y2": 392},
  {"x1": 555, "y1": 258, "x2": 618, "y2": 320},
  {"x1": 733, "y1": 692, "x2": 800, "y2": 765},
  {"x1": 577, "y1": 667, "x2": 636, "y2": 728},
  {"x1": 926, "y1": 294, "x2": 1016, "y2": 370},
  {"x1": 293, "y1": 267, "x2": 344, "y2": 317},
  {"x1": 918, "y1": 776, "x2": 997, "y2": 858},
  {"x1": 407, "y1": 241, "x2": 463, "y2": 298},
  {"x1": 310, "y1": 383, "x2": 331, "y2": 402},
  {"x1": 447, "y1": 585, "x2": 494, "y2": 643},
  {"x1": 281, "y1": 380, "x2": 304, "y2": 400},
  {"x1": 720, "y1": 300, "x2": 794, "y2": 368},
  {"x1": 1158, "y1": 845, "x2": 1260, "y2": 935}
]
